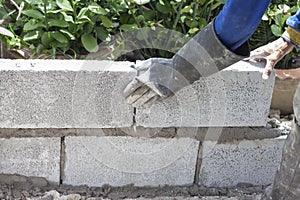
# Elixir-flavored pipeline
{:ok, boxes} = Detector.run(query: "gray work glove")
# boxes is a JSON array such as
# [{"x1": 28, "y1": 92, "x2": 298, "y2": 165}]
[
  {"x1": 123, "y1": 57, "x2": 199, "y2": 107},
  {"x1": 123, "y1": 21, "x2": 250, "y2": 107}
]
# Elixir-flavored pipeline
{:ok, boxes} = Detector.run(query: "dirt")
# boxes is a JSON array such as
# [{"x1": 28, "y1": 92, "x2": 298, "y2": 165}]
[
  {"x1": 0, "y1": 182, "x2": 264, "y2": 200},
  {"x1": 0, "y1": 174, "x2": 265, "y2": 199}
]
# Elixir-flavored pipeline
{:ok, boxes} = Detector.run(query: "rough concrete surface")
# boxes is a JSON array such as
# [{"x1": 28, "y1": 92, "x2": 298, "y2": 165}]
[
  {"x1": 136, "y1": 61, "x2": 275, "y2": 127},
  {"x1": 0, "y1": 59, "x2": 135, "y2": 128},
  {"x1": 199, "y1": 136, "x2": 286, "y2": 187},
  {"x1": 0, "y1": 179, "x2": 265, "y2": 200},
  {"x1": 64, "y1": 136, "x2": 199, "y2": 187},
  {"x1": 0, "y1": 137, "x2": 60, "y2": 183}
]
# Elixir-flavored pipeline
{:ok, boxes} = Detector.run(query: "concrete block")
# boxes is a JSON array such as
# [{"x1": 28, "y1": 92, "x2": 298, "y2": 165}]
[
  {"x1": 64, "y1": 136, "x2": 199, "y2": 187},
  {"x1": 0, "y1": 59, "x2": 135, "y2": 128},
  {"x1": 0, "y1": 137, "x2": 60, "y2": 183},
  {"x1": 136, "y1": 61, "x2": 275, "y2": 127},
  {"x1": 199, "y1": 136, "x2": 286, "y2": 187}
]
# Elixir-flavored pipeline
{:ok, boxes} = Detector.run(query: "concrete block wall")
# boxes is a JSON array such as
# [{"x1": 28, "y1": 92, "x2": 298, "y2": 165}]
[
  {"x1": 0, "y1": 59, "x2": 284, "y2": 189},
  {"x1": 0, "y1": 59, "x2": 274, "y2": 128}
]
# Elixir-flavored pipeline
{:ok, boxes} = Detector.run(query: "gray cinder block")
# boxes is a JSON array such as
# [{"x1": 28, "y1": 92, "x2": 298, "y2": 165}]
[
  {"x1": 199, "y1": 136, "x2": 285, "y2": 187},
  {"x1": 0, "y1": 137, "x2": 60, "y2": 183},
  {"x1": 0, "y1": 59, "x2": 135, "y2": 128},
  {"x1": 135, "y1": 61, "x2": 275, "y2": 127},
  {"x1": 63, "y1": 136, "x2": 199, "y2": 187}
]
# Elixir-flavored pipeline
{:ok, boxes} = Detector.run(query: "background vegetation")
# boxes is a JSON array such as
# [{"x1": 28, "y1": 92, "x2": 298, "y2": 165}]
[{"x1": 0, "y1": 0, "x2": 299, "y2": 68}]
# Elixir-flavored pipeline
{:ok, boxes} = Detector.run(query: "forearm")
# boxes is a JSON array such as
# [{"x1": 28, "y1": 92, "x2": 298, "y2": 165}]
[
  {"x1": 282, "y1": 9, "x2": 300, "y2": 49},
  {"x1": 214, "y1": 0, "x2": 271, "y2": 51}
]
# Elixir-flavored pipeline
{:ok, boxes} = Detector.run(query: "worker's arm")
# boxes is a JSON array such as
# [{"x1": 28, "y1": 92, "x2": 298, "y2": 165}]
[
  {"x1": 214, "y1": 0, "x2": 270, "y2": 51},
  {"x1": 123, "y1": 0, "x2": 270, "y2": 107},
  {"x1": 248, "y1": 8, "x2": 300, "y2": 79},
  {"x1": 283, "y1": 9, "x2": 300, "y2": 49}
]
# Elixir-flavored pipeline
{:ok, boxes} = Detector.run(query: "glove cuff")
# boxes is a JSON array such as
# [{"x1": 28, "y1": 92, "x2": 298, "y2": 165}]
[
  {"x1": 282, "y1": 26, "x2": 300, "y2": 49},
  {"x1": 173, "y1": 21, "x2": 250, "y2": 79}
]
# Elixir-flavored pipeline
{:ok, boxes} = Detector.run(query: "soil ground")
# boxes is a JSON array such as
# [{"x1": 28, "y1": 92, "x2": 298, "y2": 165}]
[{"x1": 0, "y1": 183, "x2": 263, "y2": 200}]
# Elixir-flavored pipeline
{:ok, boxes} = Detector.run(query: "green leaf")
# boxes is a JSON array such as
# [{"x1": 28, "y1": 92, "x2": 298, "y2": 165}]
[
  {"x1": 41, "y1": 32, "x2": 52, "y2": 46},
  {"x1": 95, "y1": 26, "x2": 110, "y2": 41},
  {"x1": 76, "y1": 8, "x2": 92, "y2": 23},
  {"x1": 198, "y1": 18, "x2": 207, "y2": 30},
  {"x1": 60, "y1": 29, "x2": 75, "y2": 40},
  {"x1": 143, "y1": 10, "x2": 155, "y2": 21},
  {"x1": 77, "y1": 7, "x2": 89, "y2": 19},
  {"x1": 60, "y1": 12, "x2": 74, "y2": 23},
  {"x1": 56, "y1": 0, "x2": 73, "y2": 12},
  {"x1": 88, "y1": 4, "x2": 107, "y2": 15},
  {"x1": 50, "y1": 31, "x2": 68, "y2": 43},
  {"x1": 36, "y1": 43, "x2": 44, "y2": 53},
  {"x1": 24, "y1": 0, "x2": 44, "y2": 5},
  {"x1": 212, "y1": 2, "x2": 222, "y2": 10},
  {"x1": 76, "y1": 17, "x2": 92, "y2": 24},
  {"x1": 136, "y1": 15, "x2": 144, "y2": 22},
  {"x1": 156, "y1": 2, "x2": 171, "y2": 13},
  {"x1": 24, "y1": 19, "x2": 45, "y2": 31},
  {"x1": 0, "y1": 27, "x2": 14, "y2": 37},
  {"x1": 100, "y1": 16, "x2": 112, "y2": 28},
  {"x1": 81, "y1": 34, "x2": 99, "y2": 52},
  {"x1": 22, "y1": 10, "x2": 45, "y2": 19},
  {"x1": 48, "y1": 19, "x2": 69, "y2": 27},
  {"x1": 47, "y1": 9, "x2": 63, "y2": 14},
  {"x1": 120, "y1": 24, "x2": 138, "y2": 31},
  {"x1": 134, "y1": 0, "x2": 150, "y2": 5},
  {"x1": 181, "y1": 5, "x2": 192, "y2": 14},
  {"x1": 271, "y1": 24, "x2": 282, "y2": 37},
  {"x1": 23, "y1": 30, "x2": 42, "y2": 41}
]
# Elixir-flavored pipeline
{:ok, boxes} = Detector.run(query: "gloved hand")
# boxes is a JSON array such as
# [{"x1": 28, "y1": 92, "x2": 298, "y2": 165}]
[
  {"x1": 246, "y1": 37, "x2": 294, "y2": 79},
  {"x1": 123, "y1": 58, "x2": 175, "y2": 107},
  {"x1": 123, "y1": 22, "x2": 250, "y2": 107}
]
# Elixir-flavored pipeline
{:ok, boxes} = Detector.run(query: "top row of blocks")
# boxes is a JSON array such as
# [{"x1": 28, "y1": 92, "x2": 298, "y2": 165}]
[{"x1": 0, "y1": 59, "x2": 274, "y2": 128}]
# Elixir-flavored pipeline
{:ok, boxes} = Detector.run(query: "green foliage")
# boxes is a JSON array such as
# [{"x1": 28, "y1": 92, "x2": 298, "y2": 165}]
[
  {"x1": 0, "y1": 0, "x2": 299, "y2": 65},
  {"x1": 0, "y1": 0, "x2": 114, "y2": 57},
  {"x1": 250, "y1": 0, "x2": 298, "y2": 49},
  {"x1": 249, "y1": 0, "x2": 299, "y2": 69},
  {"x1": 0, "y1": 0, "x2": 224, "y2": 58}
]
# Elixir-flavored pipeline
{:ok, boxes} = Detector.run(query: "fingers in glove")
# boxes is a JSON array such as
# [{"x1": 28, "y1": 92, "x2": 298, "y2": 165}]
[
  {"x1": 126, "y1": 85, "x2": 150, "y2": 105},
  {"x1": 131, "y1": 89, "x2": 158, "y2": 107},
  {"x1": 143, "y1": 95, "x2": 160, "y2": 108},
  {"x1": 123, "y1": 78, "x2": 144, "y2": 98}
]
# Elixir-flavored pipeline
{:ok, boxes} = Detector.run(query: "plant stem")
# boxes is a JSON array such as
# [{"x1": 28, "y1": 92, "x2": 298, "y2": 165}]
[
  {"x1": 172, "y1": 1, "x2": 183, "y2": 30},
  {"x1": 193, "y1": 1, "x2": 199, "y2": 22},
  {"x1": 44, "y1": 0, "x2": 49, "y2": 30},
  {"x1": 123, "y1": 0, "x2": 142, "y2": 28}
]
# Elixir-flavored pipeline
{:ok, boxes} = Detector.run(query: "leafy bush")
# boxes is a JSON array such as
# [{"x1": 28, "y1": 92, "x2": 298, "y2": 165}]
[
  {"x1": 0, "y1": 0, "x2": 299, "y2": 65},
  {"x1": 250, "y1": 0, "x2": 299, "y2": 69},
  {"x1": 0, "y1": 0, "x2": 224, "y2": 58},
  {"x1": 0, "y1": 0, "x2": 117, "y2": 58}
]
